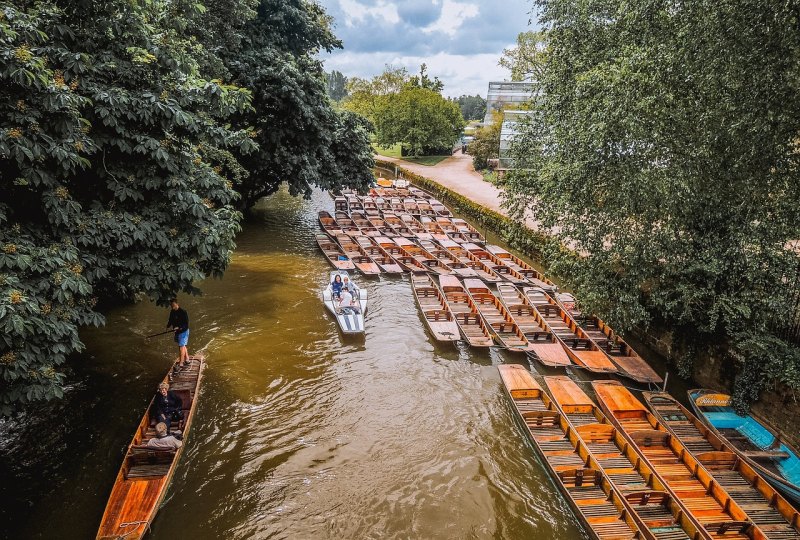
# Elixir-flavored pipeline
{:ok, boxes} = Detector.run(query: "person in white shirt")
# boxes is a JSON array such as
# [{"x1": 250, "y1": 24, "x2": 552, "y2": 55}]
[
  {"x1": 338, "y1": 289, "x2": 360, "y2": 314},
  {"x1": 342, "y1": 276, "x2": 359, "y2": 296},
  {"x1": 147, "y1": 422, "x2": 183, "y2": 450}
]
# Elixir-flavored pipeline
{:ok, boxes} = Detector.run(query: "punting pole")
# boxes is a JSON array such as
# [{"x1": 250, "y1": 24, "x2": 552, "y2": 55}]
[{"x1": 662, "y1": 372, "x2": 669, "y2": 392}]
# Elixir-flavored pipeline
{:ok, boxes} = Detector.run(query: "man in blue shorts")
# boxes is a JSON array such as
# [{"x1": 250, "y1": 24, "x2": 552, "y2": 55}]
[{"x1": 166, "y1": 298, "x2": 190, "y2": 370}]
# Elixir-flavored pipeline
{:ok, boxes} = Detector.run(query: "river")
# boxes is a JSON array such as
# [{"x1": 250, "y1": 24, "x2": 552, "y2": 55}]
[{"x1": 0, "y1": 186, "x2": 677, "y2": 539}]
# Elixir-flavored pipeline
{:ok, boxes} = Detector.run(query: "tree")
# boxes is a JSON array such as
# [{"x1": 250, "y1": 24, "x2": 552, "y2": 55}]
[
  {"x1": 326, "y1": 70, "x2": 348, "y2": 101},
  {"x1": 223, "y1": 0, "x2": 374, "y2": 205},
  {"x1": 342, "y1": 65, "x2": 409, "y2": 123},
  {"x1": 468, "y1": 112, "x2": 502, "y2": 169},
  {"x1": 499, "y1": 30, "x2": 548, "y2": 85},
  {"x1": 374, "y1": 87, "x2": 464, "y2": 156},
  {"x1": 0, "y1": 1, "x2": 253, "y2": 412},
  {"x1": 453, "y1": 95, "x2": 487, "y2": 121},
  {"x1": 407, "y1": 63, "x2": 444, "y2": 93},
  {"x1": 505, "y1": 0, "x2": 800, "y2": 410}
]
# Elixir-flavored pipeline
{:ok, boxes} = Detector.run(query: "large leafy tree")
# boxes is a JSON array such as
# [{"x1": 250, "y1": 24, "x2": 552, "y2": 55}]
[
  {"x1": 505, "y1": 0, "x2": 800, "y2": 409},
  {"x1": 452, "y1": 95, "x2": 487, "y2": 121},
  {"x1": 374, "y1": 87, "x2": 465, "y2": 157},
  {"x1": 0, "y1": 1, "x2": 253, "y2": 412},
  {"x1": 499, "y1": 30, "x2": 548, "y2": 84},
  {"x1": 343, "y1": 65, "x2": 409, "y2": 123},
  {"x1": 225, "y1": 0, "x2": 374, "y2": 205}
]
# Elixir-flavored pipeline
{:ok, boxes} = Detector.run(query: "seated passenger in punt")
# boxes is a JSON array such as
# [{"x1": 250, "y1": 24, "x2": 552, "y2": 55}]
[
  {"x1": 342, "y1": 275, "x2": 359, "y2": 296},
  {"x1": 331, "y1": 274, "x2": 343, "y2": 300},
  {"x1": 339, "y1": 289, "x2": 360, "y2": 314},
  {"x1": 147, "y1": 422, "x2": 183, "y2": 450},
  {"x1": 152, "y1": 382, "x2": 183, "y2": 431}
]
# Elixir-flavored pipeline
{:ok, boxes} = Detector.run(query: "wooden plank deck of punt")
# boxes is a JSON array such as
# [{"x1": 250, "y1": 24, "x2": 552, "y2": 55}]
[
  {"x1": 417, "y1": 239, "x2": 479, "y2": 279},
  {"x1": 496, "y1": 283, "x2": 573, "y2": 367},
  {"x1": 393, "y1": 237, "x2": 452, "y2": 275},
  {"x1": 497, "y1": 365, "x2": 646, "y2": 540},
  {"x1": 97, "y1": 356, "x2": 205, "y2": 540},
  {"x1": 462, "y1": 243, "x2": 528, "y2": 284},
  {"x1": 314, "y1": 232, "x2": 355, "y2": 271},
  {"x1": 365, "y1": 215, "x2": 399, "y2": 239},
  {"x1": 463, "y1": 278, "x2": 528, "y2": 351},
  {"x1": 450, "y1": 218, "x2": 485, "y2": 243},
  {"x1": 335, "y1": 234, "x2": 381, "y2": 275},
  {"x1": 318, "y1": 210, "x2": 344, "y2": 236},
  {"x1": 591, "y1": 381, "x2": 760, "y2": 540},
  {"x1": 570, "y1": 312, "x2": 662, "y2": 384},
  {"x1": 643, "y1": 392, "x2": 800, "y2": 540},
  {"x1": 545, "y1": 375, "x2": 726, "y2": 540},
  {"x1": 399, "y1": 213, "x2": 433, "y2": 240},
  {"x1": 381, "y1": 214, "x2": 415, "y2": 238},
  {"x1": 523, "y1": 287, "x2": 619, "y2": 374},
  {"x1": 353, "y1": 236, "x2": 404, "y2": 274},
  {"x1": 439, "y1": 275, "x2": 493, "y2": 347},
  {"x1": 436, "y1": 239, "x2": 503, "y2": 282},
  {"x1": 411, "y1": 273, "x2": 461, "y2": 342},
  {"x1": 485, "y1": 244, "x2": 558, "y2": 292}
]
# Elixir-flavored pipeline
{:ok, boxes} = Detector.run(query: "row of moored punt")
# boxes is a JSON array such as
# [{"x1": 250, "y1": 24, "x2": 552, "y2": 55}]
[
  {"x1": 316, "y1": 187, "x2": 662, "y2": 385},
  {"x1": 498, "y1": 365, "x2": 800, "y2": 540}
]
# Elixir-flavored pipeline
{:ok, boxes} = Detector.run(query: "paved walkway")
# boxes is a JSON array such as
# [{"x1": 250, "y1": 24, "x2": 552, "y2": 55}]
[{"x1": 377, "y1": 150, "x2": 539, "y2": 230}]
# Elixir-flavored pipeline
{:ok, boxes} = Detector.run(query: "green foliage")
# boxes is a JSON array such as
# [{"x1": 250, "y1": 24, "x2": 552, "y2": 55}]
[
  {"x1": 225, "y1": 0, "x2": 374, "y2": 204},
  {"x1": 343, "y1": 65, "x2": 409, "y2": 123},
  {"x1": 326, "y1": 70, "x2": 348, "y2": 102},
  {"x1": 0, "y1": 0, "x2": 254, "y2": 412},
  {"x1": 499, "y1": 30, "x2": 548, "y2": 84},
  {"x1": 452, "y1": 94, "x2": 486, "y2": 121},
  {"x1": 406, "y1": 63, "x2": 444, "y2": 93},
  {"x1": 506, "y1": 0, "x2": 800, "y2": 407},
  {"x1": 374, "y1": 87, "x2": 464, "y2": 157},
  {"x1": 468, "y1": 112, "x2": 502, "y2": 170}
]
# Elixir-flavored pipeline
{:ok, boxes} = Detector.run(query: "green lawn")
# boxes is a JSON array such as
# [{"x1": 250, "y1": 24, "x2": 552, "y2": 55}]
[{"x1": 372, "y1": 143, "x2": 450, "y2": 166}]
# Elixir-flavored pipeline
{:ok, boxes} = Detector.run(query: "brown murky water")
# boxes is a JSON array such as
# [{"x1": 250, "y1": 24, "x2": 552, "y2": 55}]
[{"x1": 0, "y1": 186, "x2": 678, "y2": 539}]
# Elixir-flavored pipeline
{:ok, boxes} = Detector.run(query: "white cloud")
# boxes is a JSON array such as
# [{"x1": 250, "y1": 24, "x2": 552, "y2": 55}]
[
  {"x1": 422, "y1": 0, "x2": 480, "y2": 36},
  {"x1": 322, "y1": 51, "x2": 513, "y2": 97},
  {"x1": 338, "y1": 0, "x2": 401, "y2": 26}
]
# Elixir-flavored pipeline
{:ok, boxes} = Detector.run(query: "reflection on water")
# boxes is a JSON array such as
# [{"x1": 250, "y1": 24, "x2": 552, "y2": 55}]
[{"x1": 1, "y1": 187, "x2": 593, "y2": 539}]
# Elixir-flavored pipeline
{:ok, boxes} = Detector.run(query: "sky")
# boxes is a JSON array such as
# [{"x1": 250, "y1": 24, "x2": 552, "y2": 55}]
[{"x1": 316, "y1": 0, "x2": 536, "y2": 98}]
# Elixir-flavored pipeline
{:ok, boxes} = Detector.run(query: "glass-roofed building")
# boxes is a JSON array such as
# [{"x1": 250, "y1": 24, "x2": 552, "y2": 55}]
[
  {"x1": 483, "y1": 81, "x2": 536, "y2": 124},
  {"x1": 498, "y1": 110, "x2": 535, "y2": 169}
]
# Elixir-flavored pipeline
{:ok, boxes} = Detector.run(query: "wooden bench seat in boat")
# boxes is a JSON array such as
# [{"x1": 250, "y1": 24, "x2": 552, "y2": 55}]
[{"x1": 125, "y1": 447, "x2": 176, "y2": 479}]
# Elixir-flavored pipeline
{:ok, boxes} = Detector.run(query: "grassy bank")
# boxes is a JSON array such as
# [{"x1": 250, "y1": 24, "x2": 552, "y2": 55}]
[{"x1": 372, "y1": 144, "x2": 451, "y2": 166}]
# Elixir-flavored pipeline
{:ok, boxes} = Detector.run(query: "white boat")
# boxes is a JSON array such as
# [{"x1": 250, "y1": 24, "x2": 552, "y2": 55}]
[{"x1": 322, "y1": 271, "x2": 368, "y2": 334}]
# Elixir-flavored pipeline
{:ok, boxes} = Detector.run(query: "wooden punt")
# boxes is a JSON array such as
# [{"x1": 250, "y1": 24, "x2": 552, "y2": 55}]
[
  {"x1": 435, "y1": 216, "x2": 459, "y2": 234},
  {"x1": 419, "y1": 216, "x2": 450, "y2": 240},
  {"x1": 416, "y1": 200, "x2": 437, "y2": 217},
  {"x1": 366, "y1": 215, "x2": 398, "y2": 238},
  {"x1": 485, "y1": 244, "x2": 557, "y2": 292},
  {"x1": 497, "y1": 365, "x2": 646, "y2": 540},
  {"x1": 399, "y1": 213, "x2": 434, "y2": 240},
  {"x1": 451, "y1": 217, "x2": 485, "y2": 243},
  {"x1": 437, "y1": 239, "x2": 504, "y2": 282},
  {"x1": 350, "y1": 212, "x2": 381, "y2": 237},
  {"x1": 524, "y1": 287, "x2": 618, "y2": 374},
  {"x1": 584, "y1": 315, "x2": 662, "y2": 384},
  {"x1": 381, "y1": 213, "x2": 415, "y2": 238},
  {"x1": 402, "y1": 197, "x2": 420, "y2": 215},
  {"x1": 334, "y1": 196, "x2": 348, "y2": 212},
  {"x1": 333, "y1": 211, "x2": 362, "y2": 236},
  {"x1": 418, "y1": 239, "x2": 479, "y2": 278},
  {"x1": 439, "y1": 275, "x2": 493, "y2": 347},
  {"x1": 346, "y1": 194, "x2": 364, "y2": 213},
  {"x1": 430, "y1": 199, "x2": 452, "y2": 217},
  {"x1": 592, "y1": 381, "x2": 759, "y2": 540},
  {"x1": 411, "y1": 273, "x2": 461, "y2": 342},
  {"x1": 315, "y1": 232, "x2": 355, "y2": 271},
  {"x1": 463, "y1": 243, "x2": 529, "y2": 284},
  {"x1": 361, "y1": 197, "x2": 381, "y2": 218},
  {"x1": 97, "y1": 356, "x2": 205, "y2": 540},
  {"x1": 463, "y1": 278, "x2": 528, "y2": 351},
  {"x1": 388, "y1": 197, "x2": 405, "y2": 213},
  {"x1": 554, "y1": 295, "x2": 662, "y2": 384},
  {"x1": 644, "y1": 391, "x2": 800, "y2": 539},
  {"x1": 393, "y1": 237, "x2": 452, "y2": 275},
  {"x1": 318, "y1": 210, "x2": 343, "y2": 236},
  {"x1": 688, "y1": 390, "x2": 800, "y2": 507},
  {"x1": 496, "y1": 283, "x2": 572, "y2": 367},
  {"x1": 334, "y1": 233, "x2": 381, "y2": 275},
  {"x1": 375, "y1": 197, "x2": 392, "y2": 213},
  {"x1": 373, "y1": 236, "x2": 427, "y2": 273},
  {"x1": 353, "y1": 236, "x2": 404, "y2": 274},
  {"x1": 544, "y1": 376, "x2": 715, "y2": 540}
]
